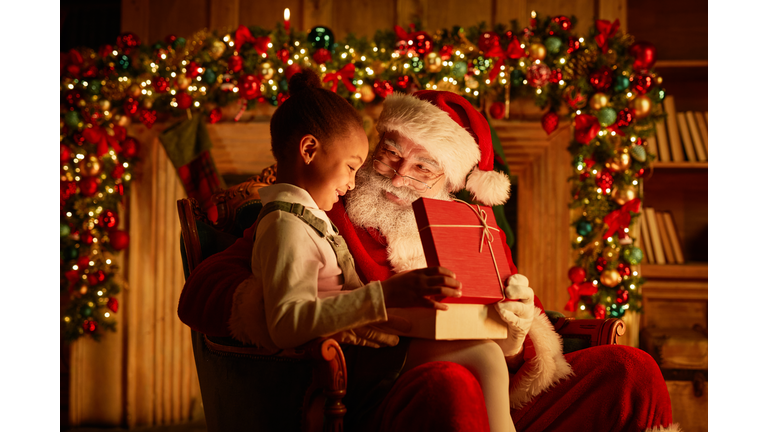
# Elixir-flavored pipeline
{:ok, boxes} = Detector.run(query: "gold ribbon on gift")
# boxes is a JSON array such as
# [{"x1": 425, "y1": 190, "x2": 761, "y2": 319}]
[{"x1": 418, "y1": 199, "x2": 506, "y2": 300}]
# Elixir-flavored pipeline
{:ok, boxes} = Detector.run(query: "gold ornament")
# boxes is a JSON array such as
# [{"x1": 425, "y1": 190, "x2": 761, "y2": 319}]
[
  {"x1": 211, "y1": 40, "x2": 226, "y2": 60},
  {"x1": 630, "y1": 95, "x2": 652, "y2": 119},
  {"x1": 259, "y1": 62, "x2": 275, "y2": 80},
  {"x1": 589, "y1": 93, "x2": 609, "y2": 110},
  {"x1": 465, "y1": 76, "x2": 479, "y2": 89},
  {"x1": 611, "y1": 184, "x2": 638, "y2": 205},
  {"x1": 600, "y1": 269, "x2": 622, "y2": 288},
  {"x1": 655, "y1": 75, "x2": 663, "y2": 85},
  {"x1": 528, "y1": 43, "x2": 547, "y2": 61},
  {"x1": 359, "y1": 84, "x2": 375, "y2": 103},
  {"x1": 127, "y1": 83, "x2": 142, "y2": 98},
  {"x1": 607, "y1": 151, "x2": 632, "y2": 172},
  {"x1": 79, "y1": 154, "x2": 102, "y2": 177},
  {"x1": 176, "y1": 73, "x2": 192, "y2": 90},
  {"x1": 97, "y1": 99, "x2": 111, "y2": 111},
  {"x1": 100, "y1": 80, "x2": 128, "y2": 100},
  {"x1": 426, "y1": 52, "x2": 442, "y2": 73},
  {"x1": 142, "y1": 99, "x2": 154, "y2": 109}
]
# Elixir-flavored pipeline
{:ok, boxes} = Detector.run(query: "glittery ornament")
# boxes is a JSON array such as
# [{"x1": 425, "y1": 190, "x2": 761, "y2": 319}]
[
  {"x1": 629, "y1": 41, "x2": 657, "y2": 71},
  {"x1": 589, "y1": 93, "x2": 610, "y2": 111},
  {"x1": 528, "y1": 43, "x2": 547, "y2": 60},
  {"x1": 209, "y1": 107, "x2": 222, "y2": 124},
  {"x1": 630, "y1": 145, "x2": 647, "y2": 162},
  {"x1": 99, "y1": 209, "x2": 119, "y2": 229},
  {"x1": 373, "y1": 79, "x2": 394, "y2": 98},
  {"x1": 576, "y1": 220, "x2": 593, "y2": 236},
  {"x1": 600, "y1": 269, "x2": 622, "y2": 287},
  {"x1": 312, "y1": 48, "x2": 332, "y2": 64},
  {"x1": 79, "y1": 176, "x2": 99, "y2": 197},
  {"x1": 613, "y1": 75, "x2": 630, "y2": 92},
  {"x1": 616, "y1": 108, "x2": 634, "y2": 127},
  {"x1": 451, "y1": 61, "x2": 468, "y2": 77},
  {"x1": 541, "y1": 111, "x2": 559, "y2": 134},
  {"x1": 630, "y1": 74, "x2": 654, "y2": 95},
  {"x1": 478, "y1": 32, "x2": 500, "y2": 53},
  {"x1": 79, "y1": 154, "x2": 102, "y2": 176},
  {"x1": 239, "y1": 74, "x2": 262, "y2": 100},
  {"x1": 544, "y1": 36, "x2": 563, "y2": 54},
  {"x1": 589, "y1": 67, "x2": 613, "y2": 92},
  {"x1": 617, "y1": 262, "x2": 631, "y2": 277},
  {"x1": 276, "y1": 48, "x2": 290, "y2": 63},
  {"x1": 597, "y1": 107, "x2": 617, "y2": 127},
  {"x1": 607, "y1": 152, "x2": 632, "y2": 172},
  {"x1": 615, "y1": 289, "x2": 629, "y2": 304},
  {"x1": 622, "y1": 246, "x2": 643, "y2": 265},
  {"x1": 228, "y1": 55, "x2": 244, "y2": 73},
  {"x1": 630, "y1": 95, "x2": 652, "y2": 119},
  {"x1": 593, "y1": 303, "x2": 607, "y2": 319},
  {"x1": 552, "y1": 16, "x2": 573, "y2": 31},
  {"x1": 595, "y1": 257, "x2": 608, "y2": 272},
  {"x1": 595, "y1": 170, "x2": 614, "y2": 190},
  {"x1": 611, "y1": 184, "x2": 637, "y2": 205},
  {"x1": 152, "y1": 76, "x2": 169, "y2": 93},
  {"x1": 526, "y1": 62, "x2": 551, "y2": 87}
]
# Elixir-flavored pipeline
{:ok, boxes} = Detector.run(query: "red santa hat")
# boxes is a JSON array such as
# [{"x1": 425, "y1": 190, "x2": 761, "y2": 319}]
[{"x1": 375, "y1": 90, "x2": 511, "y2": 206}]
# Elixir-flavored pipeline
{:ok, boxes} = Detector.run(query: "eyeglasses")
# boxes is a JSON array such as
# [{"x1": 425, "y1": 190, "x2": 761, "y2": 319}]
[{"x1": 373, "y1": 158, "x2": 444, "y2": 192}]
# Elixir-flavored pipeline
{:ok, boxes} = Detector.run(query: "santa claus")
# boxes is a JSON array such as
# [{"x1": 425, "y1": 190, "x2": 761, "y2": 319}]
[{"x1": 179, "y1": 90, "x2": 679, "y2": 432}]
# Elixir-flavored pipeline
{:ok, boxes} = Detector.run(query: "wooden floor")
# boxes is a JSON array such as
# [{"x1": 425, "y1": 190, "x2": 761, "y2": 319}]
[{"x1": 67, "y1": 419, "x2": 207, "y2": 432}]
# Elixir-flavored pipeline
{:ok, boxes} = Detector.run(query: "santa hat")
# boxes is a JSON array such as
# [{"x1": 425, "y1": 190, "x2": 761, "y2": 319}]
[{"x1": 376, "y1": 90, "x2": 511, "y2": 206}]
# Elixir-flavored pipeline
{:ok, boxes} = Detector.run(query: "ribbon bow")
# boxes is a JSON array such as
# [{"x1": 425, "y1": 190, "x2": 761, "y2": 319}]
[
  {"x1": 486, "y1": 36, "x2": 527, "y2": 81},
  {"x1": 82, "y1": 126, "x2": 121, "y2": 156},
  {"x1": 234, "y1": 25, "x2": 271, "y2": 55},
  {"x1": 394, "y1": 24, "x2": 416, "y2": 43},
  {"x1": 574, "y1": 114, "x2": 601, "y2": 144},
  {"x1": 564, "y1": 281, "x2": 598, "y2": 311},
  {"x1": 602, "y1": 198, "x2": 641, "y2": 239},
  {"x1": 323, "y1": 63, "x2": 356, "y2": 93},
  {"x1": 594, "y1": 19, "x2": 620, "y2": 53}
]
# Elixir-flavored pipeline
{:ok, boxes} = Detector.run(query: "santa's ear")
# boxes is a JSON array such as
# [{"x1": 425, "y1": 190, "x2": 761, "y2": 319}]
[{"x1": 298, "y1": 134, "x2": 319, "y2": 164}]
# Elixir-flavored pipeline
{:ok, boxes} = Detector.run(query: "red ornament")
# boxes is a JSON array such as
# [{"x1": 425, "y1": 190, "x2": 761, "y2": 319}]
[
  {"x1": 107, "y1": 297, "x2": 119, "y2": 313},
  {"x1": 439, "y1": 45, "x2": 454, "y2": 60},
  {"x1": 595, "y1": 257, "x2": 608, "y2": 272},
  {"x1": 478, "y1": 31, "x2": 500, "y2": 53},
  {"x1": 116, "y1": 183, "x2": 124, "y2": 195},
  {"x1": 490, "y1": 102, "x2": 505, "y2": 120},
  {"x1": 152, "y1": 76, "x2": 169, "y2": 93},
  {"x1": 121, "y1": 137, "x2": 139, "y2": 158},
  {"x1": 616, "y1": 108, "x2": 634, "y2": 127},
  {"x1": 64, "y1": 89, "x2": 84, "y2": 107},
  {"x1": 373, "y1": 79, "x2": 394, "y2": 98},
  {"x1": 593, "y1": 304, "x2": 607, "y2": 319},
  {"x1": 83, "y1": 320, "x2": 97, "y2": 333},
  {"x1": 568, "y1": 266, "x2": 587, "y2": 283},
  {"x1": 77, "y1": 255, "x2": 91, "y2": 268},
  {"x1": 396, "y1": 75, "x2": 411, "y2": 90},
  {"x1": 312, "y1": 48, "x2": 332, "y2": 64},
  {"x1": 138, "y1": 109, "x2": 157, "y2": 129},
  {"x1": 82, "y1": 231, "x2": 94, "y2": 245},
  {"x1": 112, "y1": 125, "x2": 126, "y2": 141},
  {"x1": 239, "y1": 74, "x2": 262, "y2": 100},
  {"x1": 574, "y1": 114, "x2": 601, "y2": 144},
  {"x1": 99, "y1": 210, "x2": 119, "y2": 229},
  {"x1": 615, "y1": 289, "x2": 629, "y2": 304},
  {"x1": 98, "y1": 44, "x2": 113, "y2": 58},
  {"x1": 285, "y1": 63, "x2": 302, "y2": 81},
  {"x1": 94, "y1": 270, "x2": 106, "y2": 282},
  {"x1": 526, "y1": 63, "x2": 551, "y2": 87},
  {"x1": 87, "y1": 273, "x2": 100, "y2": 286},
  {"x1": 629, "y1": 41, "x2": 657, "y2": 71},
  {"x1": 61, "y1": 180, "x2": 77, "y2": 204},
  {"x1": 630, "y1": 74, "x2": 653, "y2": 95},
  {"x1": 65, "y1": 270, "x2": 80, "y2": 285},
  {"x1": 617, "y1": 262, "x2": 631, "y2": 277},
  {"x1": 541, "y1": 111, "x2": 559, "y2": 135},
  {"x1": 176, "y1": 92, "x2": 193, "y2": 109},
  {"x1": 277, "y1": 92, "x2": 289, "y2": 105},
  {"x1": 110, "y1": 230, "x2": 130, "y2": 251},
  {"x1": 208, "y1": 107, "x2": 222, "y2": 124},
  {"x1": 116, "y1": 32, "x2": 141, "y2": 53},
  {"x1": 595, "y1": 170, "x2": 614, "y2": 191},
  {"x1": 165, "y1": 34, "x2": 178, "y2": 46},
  {"x1": 187, "y1": 61, "x2": 201, "y2": 78},
  {"x1": 61, "y1": 144, "x2": 72, "y2": 163},
  {"x1": 589, "y1": 67, "x2": 613, "y2": 92},
  {"x1": 549, "y1": 68, "x2": 563, "y2": 84},
  {"x1": 79, "y1": 176, "x2": 99, "y2": 197},
  {"x1": 276, "y1": 48, "x2": 290, "y2": 63},
  {"x1": 411, "y1": 32, "x2": 433, "y2": 56},
  {"x1": 553, "y1": 16, "x2": 573, "y2": 31},
  {"x1": 228, "y1": 55, "x2": 244, "y2": 73},
  {"x1": 110, "y1": 164, "x2": 124, "y2": 180}
]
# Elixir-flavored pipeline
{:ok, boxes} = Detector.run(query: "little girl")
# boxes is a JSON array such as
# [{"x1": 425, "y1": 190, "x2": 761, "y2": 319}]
[{"x1": 232, "y1": 70, "x2": 514, "y2": 432}]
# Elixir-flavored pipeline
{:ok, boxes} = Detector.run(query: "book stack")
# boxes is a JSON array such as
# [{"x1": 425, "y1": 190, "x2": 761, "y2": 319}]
[
  {"x1": 638, "y1": 207, "x2": 685, "y2": 265},
  {"x1": 646, "y1": 95, "x2": 708, "y2": 163}
]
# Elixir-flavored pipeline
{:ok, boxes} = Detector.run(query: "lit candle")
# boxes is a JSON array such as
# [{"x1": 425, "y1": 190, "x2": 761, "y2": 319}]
[{"x1": 284, "y1": 8, "x2": 290, "y2": 32}]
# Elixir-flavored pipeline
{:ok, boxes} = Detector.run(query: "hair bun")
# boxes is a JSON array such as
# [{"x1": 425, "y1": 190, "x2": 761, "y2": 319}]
[{"x1": 288, "y1": 69, "x2": 323, "y2": 95}]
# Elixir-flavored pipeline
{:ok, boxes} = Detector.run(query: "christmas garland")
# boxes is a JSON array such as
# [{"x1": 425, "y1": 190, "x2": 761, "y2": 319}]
[{"x1": 60, "y1": 11, "x2": 664, "y2": 341}]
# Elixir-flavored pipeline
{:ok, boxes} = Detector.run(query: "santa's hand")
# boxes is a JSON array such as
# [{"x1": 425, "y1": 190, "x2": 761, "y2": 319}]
[
  {"x1": 329, "y1": 325, "x2": 400, "y2": 348},
  {"x1": 494, "y1": 274, "x2": 535, "y2": 357}
]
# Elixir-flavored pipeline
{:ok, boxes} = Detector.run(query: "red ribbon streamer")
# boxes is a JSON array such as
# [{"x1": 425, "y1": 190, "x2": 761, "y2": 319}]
[
  {"x1": 602, "y1": 198, "x2": 641, "y2": 239},
  {"x1": 323, "y1": 63, "x2": 356, "y2": 93},
  {"x1": 564, "y1": 281, "x2": 598, "y2": 312},
  {"x1": 486, "y1": 36, "x2": 527, "y2": 81},
  {"x1": 234, "y1": 25, "x2": 271, "y2": 55},
  {"x1": 594, "y1": 19, "x2": 620, "y2": 53},
  {"x1": 574, "y1": 114, "x2": 601, "y2": 144}
]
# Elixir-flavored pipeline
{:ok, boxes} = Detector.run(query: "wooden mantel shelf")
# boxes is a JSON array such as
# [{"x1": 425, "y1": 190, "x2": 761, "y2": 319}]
[{"x1": 640, "y1": 263, "x2": 708, "y2": 280}]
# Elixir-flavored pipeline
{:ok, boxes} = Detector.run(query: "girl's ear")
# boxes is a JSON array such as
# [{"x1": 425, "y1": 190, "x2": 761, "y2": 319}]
[{"x1": 298, "y1": 134, "x2": 319, "y2": 165}]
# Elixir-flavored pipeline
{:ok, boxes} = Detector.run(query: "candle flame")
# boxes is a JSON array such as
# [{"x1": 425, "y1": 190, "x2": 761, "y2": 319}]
[{"x1": 284, "y1": 8, "x2": 290, "y2": 20}]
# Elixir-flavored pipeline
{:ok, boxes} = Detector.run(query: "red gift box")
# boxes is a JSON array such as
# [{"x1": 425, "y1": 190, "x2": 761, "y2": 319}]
[{"x1": 412, "y1": 197, "x2": 516, "y2": 304}]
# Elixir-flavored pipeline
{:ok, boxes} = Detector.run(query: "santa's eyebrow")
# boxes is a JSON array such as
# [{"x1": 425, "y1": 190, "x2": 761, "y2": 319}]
[{"x1": 383, "y1": 138, "x2": 440, "y2": 168}]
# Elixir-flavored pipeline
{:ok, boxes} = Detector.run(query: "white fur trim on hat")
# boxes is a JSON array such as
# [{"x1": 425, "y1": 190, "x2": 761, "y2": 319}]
[
  {"x1": 465, "y1": 166, "x2": 512, "y2": 207},
  {"x1": 376, "y1": 92, "x2": 480, "y2": 192}
]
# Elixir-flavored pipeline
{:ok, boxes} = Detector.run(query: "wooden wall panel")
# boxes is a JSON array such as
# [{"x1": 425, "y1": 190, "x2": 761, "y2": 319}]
[
  {"x1": 121, "y1": 0, "x2": 150, "y2": 46},
  {"x1": 303, "y1": 0, "x2": 335, "y2": 31},
  {"x1": 210, "y1": 0, "x2": 241, "y2": 31},
  {"x1": 332, "y1": 0, "x2": 396, "y2": 38},
  {"x1": 420, "y1": 0, "x2": 493, "y2": 32},
  {"x1": 527, "y1": 0, "x2": 594, "y2": 33},
  {"x1": 240, "y1": 0, "x2": 304, "y2": 31},
  {"x1": 147, "y1": 0, "x2": 210, "y2": 44},
  {"x1": 208, "y1": 122, "x2": 277, "y2": 176}
]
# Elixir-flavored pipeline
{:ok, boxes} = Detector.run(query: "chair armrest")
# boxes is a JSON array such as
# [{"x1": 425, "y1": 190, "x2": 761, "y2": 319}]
[{"x1": 551, "y1": 317, "x2": 625, "y2": 351}]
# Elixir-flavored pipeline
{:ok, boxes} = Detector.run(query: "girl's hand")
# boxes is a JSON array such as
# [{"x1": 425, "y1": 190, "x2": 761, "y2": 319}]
[{"x1": 381, "y1": 266, "x2": 462, "y2": 310}]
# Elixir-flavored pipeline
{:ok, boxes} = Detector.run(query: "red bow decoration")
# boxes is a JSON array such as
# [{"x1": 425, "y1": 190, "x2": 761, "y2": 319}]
[
  {"x1": 82, "y1": 126, "x2": 121, "y2": 156},
  {"x1": 323, "y1": 63, "x2": 356, "y2": 93},
  {"x1": 602, "y1": 198, "x2": 641, "y2": 239},
  {"x1": 486, "y1": 36, "x2": 527, "y2": 81},
  {"x1": 234, "y1": 25, "x2": 270, "y2": 55},
  {"x1": 594, "y1": 19, "x2": 620, "y2": 53},
  {"x1": 393, "y1": 25, "x2": 432, "y2": 56},
  {"x1": 574, "y1": 114, "x2": 601, "y2": 144},
  {"x1": 564, "y1": 281, "x2": 598, "y2": 312}
]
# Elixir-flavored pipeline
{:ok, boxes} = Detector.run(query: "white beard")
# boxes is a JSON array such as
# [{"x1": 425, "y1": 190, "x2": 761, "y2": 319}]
[{"x1": 346, "y1": 162, "x2": 452, "y2": 273}]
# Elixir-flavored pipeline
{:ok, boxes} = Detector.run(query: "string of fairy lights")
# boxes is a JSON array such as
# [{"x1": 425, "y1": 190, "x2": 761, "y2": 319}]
[{"x1": 60, "y1": 10, "x2": 666, "y2": 341}]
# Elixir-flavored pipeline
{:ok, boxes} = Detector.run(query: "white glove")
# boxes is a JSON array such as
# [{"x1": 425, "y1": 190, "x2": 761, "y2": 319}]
[{"x1": 494, "y1": 274, "x2": 535, "y2": 357}]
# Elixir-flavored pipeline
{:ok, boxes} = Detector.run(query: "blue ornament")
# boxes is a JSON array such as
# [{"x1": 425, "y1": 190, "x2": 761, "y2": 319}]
[
  {"x1": 609, "y1": 303, "x2": 626, "y2": 318},
  {"x1": 613, "y1": 75, "x2": 630, "y2": 92},
  {"x1": 64, "y1": 111, "x2": 81, "y2": 128},
  {"x1": 622, "y1": 246, "x2": 643, "y2": 265},
  {"x1": 544, "y1": 37, "x2": 563, "y2": 54},
  {"x1": 451, "y1": 61, "x2": 468, "y2": 78},
  {"x1": 308, "y1": 26, "x2": 335, "y2": 51},
  {"x1": 597, "y1": 107, "x2": 617, "y2": 127},
  {"x1": 203, "y1": 68, "x2": 217, "y2": 84},
  {"x1": 576, "y1": 220, "x2": 593, "y2": 236},
  {"x1": 117, "y1": 54, "x2": 131, "y2": 71}
]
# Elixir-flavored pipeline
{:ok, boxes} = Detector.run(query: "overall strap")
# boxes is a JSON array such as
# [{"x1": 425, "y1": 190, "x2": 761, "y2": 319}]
[{"x1": 257, "y1": 201, "x2": 331, "y2": 238}]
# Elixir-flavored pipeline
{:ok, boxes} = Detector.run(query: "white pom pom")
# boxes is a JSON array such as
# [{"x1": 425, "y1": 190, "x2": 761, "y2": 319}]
[{"x1": 465, "y1": 167, "x2": 511, "y2": 206}]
